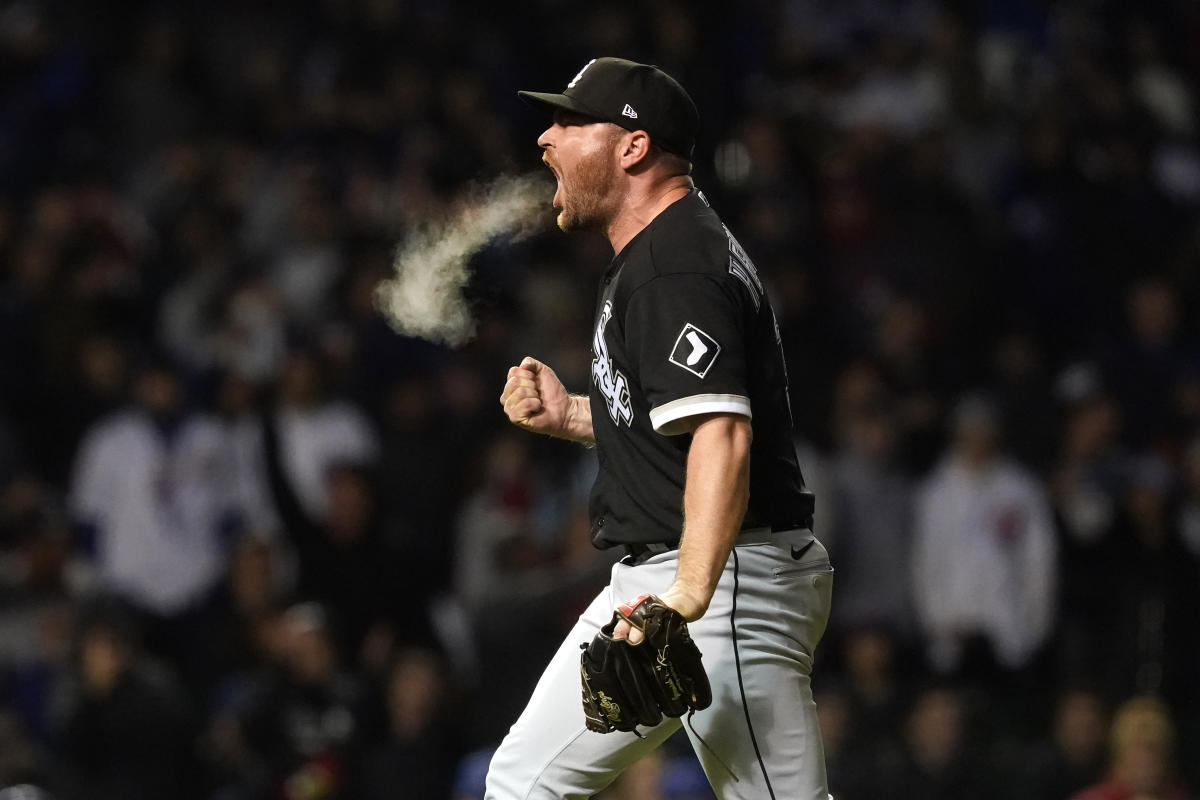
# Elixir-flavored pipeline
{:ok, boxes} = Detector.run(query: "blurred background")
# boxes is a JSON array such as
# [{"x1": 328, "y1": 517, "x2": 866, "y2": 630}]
[{"x1": 0, "y1": 0, "x2": 1198, "y2": 798}]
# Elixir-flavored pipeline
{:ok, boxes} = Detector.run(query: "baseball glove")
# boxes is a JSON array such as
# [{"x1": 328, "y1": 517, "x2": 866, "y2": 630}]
[{"x1": 579, "y1": 594, "x2": 712, "y2": 734}]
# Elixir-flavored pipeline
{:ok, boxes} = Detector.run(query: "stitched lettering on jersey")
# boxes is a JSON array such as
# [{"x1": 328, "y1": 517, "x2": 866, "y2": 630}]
[
  {"x1": 668, "y1": 323, "x2": 721, "y2": 378},
  {"x1": 723, "y1": 224, "x2": 763, "y2": 310},
  {"x1": 592, "y1": 301, "x2": 634, "y2": 425}
]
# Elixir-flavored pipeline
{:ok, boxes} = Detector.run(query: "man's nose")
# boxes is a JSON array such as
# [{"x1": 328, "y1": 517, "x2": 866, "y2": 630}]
[{"x1": 537, "y1": 126, "x2": 555, "y2": 149}]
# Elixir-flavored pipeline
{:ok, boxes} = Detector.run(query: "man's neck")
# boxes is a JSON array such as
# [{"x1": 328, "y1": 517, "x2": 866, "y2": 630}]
[{"x1": 605, "y1": 177, "x2": 694, "y2": 253}]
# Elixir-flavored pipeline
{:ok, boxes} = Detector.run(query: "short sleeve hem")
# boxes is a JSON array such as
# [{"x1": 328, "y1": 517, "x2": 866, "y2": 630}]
[{"x1": 649, "y1": 393, "x2": 752, "y2": 436}]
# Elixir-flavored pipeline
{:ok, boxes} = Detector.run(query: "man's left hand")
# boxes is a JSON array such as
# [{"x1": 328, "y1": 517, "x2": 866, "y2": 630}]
[{"x1": 613, "y1": 584, "x2": 707, "y2": 643}]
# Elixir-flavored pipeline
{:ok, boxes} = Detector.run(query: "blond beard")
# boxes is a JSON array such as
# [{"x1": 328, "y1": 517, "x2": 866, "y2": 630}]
[{"x1": 557, "y1": 143, "x2": 619, "y2": 232}]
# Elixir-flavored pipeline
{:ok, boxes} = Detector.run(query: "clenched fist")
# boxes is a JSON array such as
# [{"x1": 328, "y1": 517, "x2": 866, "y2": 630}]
[{"x1": 500, "y1": 357, "x2": 594, "y2": 444}]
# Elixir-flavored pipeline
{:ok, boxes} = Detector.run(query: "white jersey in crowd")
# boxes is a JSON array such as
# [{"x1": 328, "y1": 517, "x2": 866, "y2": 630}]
[
  {"x1": 70, "y1": 410, "x2": 242, "y2": 616},
  {"x1": 274, "y1": 401, "x2": 378, "y2": 519},
  {"x1": 912, "y1": 454, "x2": 1057, "y2": 672}
]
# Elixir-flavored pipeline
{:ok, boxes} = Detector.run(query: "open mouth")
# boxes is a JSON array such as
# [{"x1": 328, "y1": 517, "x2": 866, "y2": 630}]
[{"x1": 543, "y1": 155, "x2": 563, "y2": 209}]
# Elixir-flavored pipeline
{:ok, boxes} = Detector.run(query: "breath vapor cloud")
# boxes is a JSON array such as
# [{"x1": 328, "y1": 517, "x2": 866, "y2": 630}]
[{"x1": 375, "y1": 173, "x2": 551, "y2": 346}]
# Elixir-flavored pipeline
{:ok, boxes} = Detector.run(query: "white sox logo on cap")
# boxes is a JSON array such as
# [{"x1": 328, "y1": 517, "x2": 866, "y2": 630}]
[{"x1": 568, "y1": 59, "x2": 597, "y2": 89}]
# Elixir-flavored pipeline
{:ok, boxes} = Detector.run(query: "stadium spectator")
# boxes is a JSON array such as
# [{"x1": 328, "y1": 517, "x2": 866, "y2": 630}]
[
  {"x1": 814, "y1": 688, "x2": 857, "y2": 800},
  {"x1": 360, "y1": 649, "x2": 460, "y2": 800},
  {"x1": 452, "y1": 432, "x2": 565, "y2": 614},
  {"x1": 875, "y1": 685, "x2": 999, "y2": 800},
  {"x1": 1104, "y1": 457, "x2": 1200, "y2": 732},
  {"x1": 1018, "y1": 688, "x2": 1109, "y2": 800},
  {"x1": 825, "y1": 361, "x2": 914, "y2": 636},
  {"x1": 68, "y1": 359, "x2": 243, "y2": 631},
  {"x1": 185, "y1": 536, "x2": 289, "y2": 701},
  {"x1": 232, "y1": 603, "x2": 375, "y2": 800},
  {"x1": 53, "y1": 602, "x2": 198, "y2": 800},
  {"x1": 269, "y1": 346, "x2": 377, "y2": 522},
  {"x1": 1103, "y1": 279, "x2": 1191, "y2": 450},
  {"x1": 1070, "y1": 695, "x2": 1189, "y2": 800},
  {"x1": 840, "y1": 626, "x2": 908, "y2": 760},
  {"x1": 212, "y1": 369, "x2": 279, "y2": 540},
  {"x1": 1051, "y1": 369, "x2": 1130, "y2": 684},
  {"x1": 261, "y1": 411, "x2": 416, "y2": 665},
  {"x1": 0, "y1": 478, "x2": 82, "y2": 746},
  {"x1": 912, "y1": 394, "x2": 1057, "y2": 678}
]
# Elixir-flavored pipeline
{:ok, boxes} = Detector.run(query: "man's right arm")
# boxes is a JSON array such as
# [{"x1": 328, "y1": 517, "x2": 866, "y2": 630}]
[{"x1": 501, "y1": 356, "x2": 595, "y2": 445}]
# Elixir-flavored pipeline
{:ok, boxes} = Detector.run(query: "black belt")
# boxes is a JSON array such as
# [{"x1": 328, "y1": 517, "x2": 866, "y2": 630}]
[
  {"x1": 761, "y1": 519, "x2": 812, "y2": 533},
  {"x1": 621, "y1": 520, "x2": 811, "y2": 562},
  {"x1": 622, "y1": 541, "x2": 677, "y2": 561}
]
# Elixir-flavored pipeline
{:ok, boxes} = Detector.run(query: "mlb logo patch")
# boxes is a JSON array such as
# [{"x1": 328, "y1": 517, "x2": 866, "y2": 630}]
[{"x1": 669, "y1": 324, "x2": 721, "y2": 378}]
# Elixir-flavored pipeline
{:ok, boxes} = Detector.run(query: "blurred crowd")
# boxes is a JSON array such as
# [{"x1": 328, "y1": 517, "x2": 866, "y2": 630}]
[{"x1": 1, "y1": 0, "x2": 1199, "y2": 798}]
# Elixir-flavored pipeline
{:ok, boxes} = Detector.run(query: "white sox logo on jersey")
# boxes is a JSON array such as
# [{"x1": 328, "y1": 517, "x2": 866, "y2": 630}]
[
  {"x1": 592, "y1": 301, "x2": 634, "y2": 425},
  {"x1": 668, "y1": 323, "x2": 721, "y2": 378}
]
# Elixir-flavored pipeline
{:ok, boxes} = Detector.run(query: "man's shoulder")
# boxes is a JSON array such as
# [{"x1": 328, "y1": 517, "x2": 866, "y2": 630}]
[{"x1": 627, "y1": 191, "x2": 730, "y2": 282}]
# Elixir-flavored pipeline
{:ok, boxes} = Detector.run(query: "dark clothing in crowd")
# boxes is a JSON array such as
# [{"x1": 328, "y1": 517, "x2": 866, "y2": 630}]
[
  {"x1": 57, "y1": 665, "x2": 197, "y2": 800},
  {"x1": 238, "y1": 671, "x2": 376, "y2": 800},
  {"x1": 873, "y1": 748, "x2": 1001, "y2": 800},
  {"x1": 261, "y1": 411, "x2": 423, "y2": 662},
  {"x1": 359, "y1": 720, "x2": 458, "y2": 800}
]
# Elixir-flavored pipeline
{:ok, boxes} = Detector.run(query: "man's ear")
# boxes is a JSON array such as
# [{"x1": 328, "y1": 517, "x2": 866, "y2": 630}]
[{"x1": 617, "y1": 130, "x2": 653, "y2": 169}]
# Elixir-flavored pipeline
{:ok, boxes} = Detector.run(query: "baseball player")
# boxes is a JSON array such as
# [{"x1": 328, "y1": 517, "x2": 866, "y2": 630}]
[{"x1": 492, "y1": 57, "x2": 833, "y2": 799}]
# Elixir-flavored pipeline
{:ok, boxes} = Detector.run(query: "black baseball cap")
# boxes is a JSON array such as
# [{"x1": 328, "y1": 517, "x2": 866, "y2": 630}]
[{"x1": 518, "y1": 57, "x2": 699, "y2": 159}]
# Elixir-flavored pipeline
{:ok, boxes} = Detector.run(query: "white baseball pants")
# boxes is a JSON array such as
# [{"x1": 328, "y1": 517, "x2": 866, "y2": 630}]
[{"x1": 485, "y1": 528, "x2": 834, "y2": 800}]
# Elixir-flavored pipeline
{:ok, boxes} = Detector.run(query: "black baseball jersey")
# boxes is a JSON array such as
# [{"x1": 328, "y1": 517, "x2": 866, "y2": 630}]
[{"x1": 587, "y1": 188, "x2": 814, "y2": 547}]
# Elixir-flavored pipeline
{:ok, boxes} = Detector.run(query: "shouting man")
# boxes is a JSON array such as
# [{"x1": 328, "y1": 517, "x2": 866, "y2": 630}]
[{"x1": 493, "y1": 57, "x2": 833, "y2": 800}]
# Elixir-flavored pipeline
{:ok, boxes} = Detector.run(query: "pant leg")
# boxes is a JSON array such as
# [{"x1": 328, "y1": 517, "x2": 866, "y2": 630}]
[
  {"x1": 486, "y1": 534, "x2": 833, "y2": 800},
  {"x1": 681, "y1": 532, "x2": 834, "y2": 800},
  {"x1": 484, "y1": 566, "x2": 682, "y2": 800}
]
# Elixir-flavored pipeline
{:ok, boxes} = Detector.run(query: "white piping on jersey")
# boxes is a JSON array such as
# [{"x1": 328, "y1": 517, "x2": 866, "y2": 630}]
[{"x1": 649, "y1": 393, "x2": 752, "y2": 436}]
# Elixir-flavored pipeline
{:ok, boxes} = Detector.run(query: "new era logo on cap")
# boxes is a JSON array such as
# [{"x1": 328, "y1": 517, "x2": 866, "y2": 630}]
[{"x1": 622, "y1": 104, "x2": 638, "y2": 119}]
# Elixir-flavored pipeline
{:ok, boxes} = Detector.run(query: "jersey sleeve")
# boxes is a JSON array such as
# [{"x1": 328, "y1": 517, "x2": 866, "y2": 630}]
[{"x1": 623, "y1": 273, "x2": 751, "y2": 435}]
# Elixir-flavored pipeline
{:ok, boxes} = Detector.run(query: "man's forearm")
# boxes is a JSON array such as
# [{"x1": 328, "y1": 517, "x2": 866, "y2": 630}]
[
  {"x1": 561, "y1": 394, "x2": 596, "y2": 445},
  {"x1": 662, "y1": 414, "x2": 751, "y2": 620}
]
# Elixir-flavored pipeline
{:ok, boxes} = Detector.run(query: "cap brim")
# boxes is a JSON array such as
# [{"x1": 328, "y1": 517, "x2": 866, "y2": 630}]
[{"x1": 517, "y1": 91, "x2": 602, "y2": 120}]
